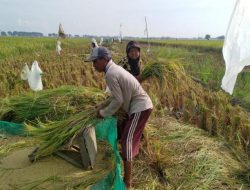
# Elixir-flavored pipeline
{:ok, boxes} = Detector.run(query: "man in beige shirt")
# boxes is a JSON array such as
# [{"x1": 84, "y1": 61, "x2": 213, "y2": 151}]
[{"x1": 87, "y1": 47, "x2": 153, "y2": 189}]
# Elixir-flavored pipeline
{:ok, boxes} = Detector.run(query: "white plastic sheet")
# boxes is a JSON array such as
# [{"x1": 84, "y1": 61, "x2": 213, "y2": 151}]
[
  {"x1": 222, "y1": 0, "x2": 250, "y2": 95},
  {"x1": 99, "y1": 37, "x2": 103, "y2": 46},
  {"x1": 28, "y1": 61, "x2": 43, "y2": 91},
  {"x1": 118, "y1": 37, "x2": 122, "y2": 43},
  {"x1": 91, "y1": 38, "x2": 99, "y2": 48},
  {"x1": 58, "y1": 23, "x2": 66, "y2": 39},
  {"x1": 105, "y1": 85, "x2": 111, "y2": 94},
  {"x1": 20, "y1": 63, "x2": 30, "y2": 80},
  {"x1": 21, "y1": 61, "x2": 43, "y2": 91},
  {"x1": 56, "y1": 40, "x2": 62, "y2": 55}
]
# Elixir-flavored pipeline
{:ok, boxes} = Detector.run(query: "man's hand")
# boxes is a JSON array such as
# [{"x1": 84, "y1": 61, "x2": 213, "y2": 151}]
[{"x1": 94, "y1": 99, "x2": 110, "y2": 111}]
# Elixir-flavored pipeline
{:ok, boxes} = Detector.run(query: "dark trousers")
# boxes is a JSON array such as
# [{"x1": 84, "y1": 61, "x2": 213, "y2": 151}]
[{"x1": 119, "y1": 109, "x2": 152, "y2": 161}]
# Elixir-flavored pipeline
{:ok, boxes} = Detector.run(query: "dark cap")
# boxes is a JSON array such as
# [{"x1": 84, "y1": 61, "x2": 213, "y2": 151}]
[
  {"x1": 126, "y1": 41, "x2": 140, "y2": 53},
  {"x1": 86, "y1": 47, "x2": 111, "y2": 62}
]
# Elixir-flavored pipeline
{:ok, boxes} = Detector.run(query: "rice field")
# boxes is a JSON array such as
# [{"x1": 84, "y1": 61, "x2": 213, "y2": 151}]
[{"x1": 0, "y1": 36, "x2": 250, "y2": 189}]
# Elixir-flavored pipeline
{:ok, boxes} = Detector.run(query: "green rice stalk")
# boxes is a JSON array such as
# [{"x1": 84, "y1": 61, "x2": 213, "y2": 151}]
[
  {"x1": 141, "y1": 62, "x2": 166, "y2": 82},
  {"x1": 1, "y1": 86, "x2": 106, "y2": 123}
]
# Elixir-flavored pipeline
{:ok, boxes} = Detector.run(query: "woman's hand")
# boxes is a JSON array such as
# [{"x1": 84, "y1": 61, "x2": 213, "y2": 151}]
[
  {"x1": 97, "y1": 110, "x2": 104, "y2": 119},
  {"x1": 135, "y1": 75, "x2": 143, "y2": 83}
]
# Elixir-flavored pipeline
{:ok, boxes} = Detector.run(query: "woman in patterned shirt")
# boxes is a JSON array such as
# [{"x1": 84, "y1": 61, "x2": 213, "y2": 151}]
[{"x1": 118, "y1": 41, "x2": 143, "y2": 82}]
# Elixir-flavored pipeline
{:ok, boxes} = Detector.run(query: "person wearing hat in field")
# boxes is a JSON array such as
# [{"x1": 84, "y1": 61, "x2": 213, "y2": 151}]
[
  {"x1": 118, "y1": 41, "x2": 143, "y2": 83},
  {"x1": 87, "y1": 46, "x2": 153, "y2": 189}
]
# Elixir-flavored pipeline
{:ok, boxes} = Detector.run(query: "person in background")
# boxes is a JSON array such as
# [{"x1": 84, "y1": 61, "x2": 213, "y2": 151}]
[
  {"x1": 87, "y1": 47, "x2": 153, "y2": 189},
  {"x1": 118, "y1": 41, "x2": 143, "y2": 83}
]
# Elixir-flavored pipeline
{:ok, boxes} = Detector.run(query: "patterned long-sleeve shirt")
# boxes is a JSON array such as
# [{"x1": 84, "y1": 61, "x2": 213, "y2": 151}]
[{"x1": 117, "y1": 57, "x2": 141, "y2": 76}]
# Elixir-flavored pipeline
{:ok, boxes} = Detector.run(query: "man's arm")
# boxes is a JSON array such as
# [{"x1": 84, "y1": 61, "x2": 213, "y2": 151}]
[{"x1": 99, "y1": 76, "x2": 123, "y2": 117}]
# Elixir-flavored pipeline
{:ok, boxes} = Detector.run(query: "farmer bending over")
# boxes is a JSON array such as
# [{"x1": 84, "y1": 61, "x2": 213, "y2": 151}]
[{"x1": 87, "y1": 47, "x2": 153, "y2": 189}]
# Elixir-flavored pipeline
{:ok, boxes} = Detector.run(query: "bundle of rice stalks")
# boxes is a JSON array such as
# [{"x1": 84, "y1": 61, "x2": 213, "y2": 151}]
[
  {"x1": 141, "y1": 62, "x2": 166, "y2": 82},
  {"x1": 26, "y1": 110, "x2": 98, "y2": 160},
  {"x1": 26, "y1": 108, "x2": 127, "y2": 161},
  {"x1": 1, "y1": 86, "x2": 106, "y2": 123}
]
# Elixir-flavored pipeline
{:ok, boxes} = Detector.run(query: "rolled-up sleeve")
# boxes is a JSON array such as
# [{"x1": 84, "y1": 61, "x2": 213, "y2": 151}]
[{"x1": 100, "y1": 75, "x2": 123, "y2": 117}]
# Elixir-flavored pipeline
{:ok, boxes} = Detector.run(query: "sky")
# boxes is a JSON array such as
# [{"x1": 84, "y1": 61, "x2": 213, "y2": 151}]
[{"x1": 0, "y1": 0, "x2": 236, "y2": 38}]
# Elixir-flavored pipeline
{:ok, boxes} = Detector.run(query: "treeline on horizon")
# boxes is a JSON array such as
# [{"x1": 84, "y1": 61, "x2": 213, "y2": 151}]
[{"x1": 0, "y1": 30, "x2": 225, "y2": 40}]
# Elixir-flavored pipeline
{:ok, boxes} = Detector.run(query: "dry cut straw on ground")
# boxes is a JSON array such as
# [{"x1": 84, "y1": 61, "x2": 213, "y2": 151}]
[{"x1": 132, "y1": 116, "x2": 250, "y2": 190}]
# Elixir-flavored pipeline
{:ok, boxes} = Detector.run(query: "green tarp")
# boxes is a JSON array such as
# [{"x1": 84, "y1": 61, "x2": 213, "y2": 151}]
[
  {"x1": 92, "y1": 117, "x2": 125, "y2": 190},
  {"x1": 0, "y1": 120, "x2": 25, "y2": 136}
]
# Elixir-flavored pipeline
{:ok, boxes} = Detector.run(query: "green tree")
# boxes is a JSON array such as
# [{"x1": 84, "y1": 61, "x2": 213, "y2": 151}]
[
  {"x1": 7, "y1": 31, "x2": 13, "y2": 36},
  {"x1": 205, "y1": 34, "x2": 211, "y2": 40},
  {"x1": 1, "y1": 31, "x2": 7, "y2": 36}
]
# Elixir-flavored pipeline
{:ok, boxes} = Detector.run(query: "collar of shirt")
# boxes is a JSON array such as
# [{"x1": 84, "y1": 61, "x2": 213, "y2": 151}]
[{"x1": 105, "y1": 59, "x2": 113, "y2": 73}]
